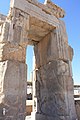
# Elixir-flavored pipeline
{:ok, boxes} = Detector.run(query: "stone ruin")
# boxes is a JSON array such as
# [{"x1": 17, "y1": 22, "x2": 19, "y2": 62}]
[{"x1": 0, "y1": 0, "x2": 78, "y2": 119}]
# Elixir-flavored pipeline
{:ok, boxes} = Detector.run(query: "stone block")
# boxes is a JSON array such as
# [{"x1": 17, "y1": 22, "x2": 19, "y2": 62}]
[
  {"x1": 10, "y1": 0, "x2": 59, "y2": 27},
  {"x1": 75, "y1": 100, "x2": 80, "y2": 120},
  {"x1": 0, "y1": 1, "x2": 77, "y2": 120},
  {"x1": 68, "y1": 45, "x2": 74, "y2": 61},
  {"x1": 36, "y1": 113, "x2": 70, "y2": 120},
  {"x1": 35, "y1": 60, "x2": 77, "y2": 119},
  {"x1": 0, "y1": 13, "x2": 6, "y2": 21},
  {"x1": 34, "y1": 30, "x2": 69, "y2": 68},
  {"x1": 0, "y1": 22, "x2": 10, "y2": 43},
  {"x1": 0, "y1": 43, "x2": 26, "y2": 62},
  {"x1": 0, "y1": 60, "x2": 27, "y2": 120},
  {"x1": 66, "y1": 77, "x2": 77, "y2": 120}
]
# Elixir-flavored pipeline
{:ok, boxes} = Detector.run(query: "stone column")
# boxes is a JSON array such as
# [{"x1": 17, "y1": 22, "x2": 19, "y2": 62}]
[
  {"x1": 34, "y1": 21, "x2": 77, "y2": 120},
  {"x1": 0, "y1": 8, "x2": 28, "y2": 120}
]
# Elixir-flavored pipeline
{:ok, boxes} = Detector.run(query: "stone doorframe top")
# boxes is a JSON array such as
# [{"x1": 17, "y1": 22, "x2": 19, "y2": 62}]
[{"x1": 8, "y1": 0, "x2": 65, "y2": 44}]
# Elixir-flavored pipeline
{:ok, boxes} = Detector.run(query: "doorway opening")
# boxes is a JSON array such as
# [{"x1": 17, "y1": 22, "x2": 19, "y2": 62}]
[{"x1": 26, "y1": 45, "x2": 36, "y2": 117}]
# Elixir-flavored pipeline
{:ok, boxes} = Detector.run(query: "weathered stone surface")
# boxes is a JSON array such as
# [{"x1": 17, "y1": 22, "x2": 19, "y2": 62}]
[
  {"x1": 10, "y1": 0, "x2": 59, "y2": 27},
  {"x1": 0, "y1": 0, "x2": 77, "y2": 120},
  {"x1": 36, "y1": 113, "x2": 70, "y2": 120},
  {"x1": 35, "y1": 60, "x2": 77, "y2": 119},
  {"x1": 0, "y1": 21, "x2": 10, "y2": 43},
  {"x1": 0, "y1": 60, "x2": 27, "y2": 120},
  {"x1": 0, "y1": 14, "x2": 6, "y2": 42},
  {"x1": 66, "y1": 77, "x2": 77, "y2": 120},
  {"x1": 0, "y1": 43, "x2": 26, "y2": 62},
  {"x1": 75, "y1": 100, "x2": 80, "y2": 120},
  {"x1": 0, "y1": 13, "x2": 6, "y2": 22},
  {"x1": 11, "y1": 0, "x2": 65, "y2": 19},
  {"x1": 34, "y1": 18, "x2": 77, "y2": 119},
  {"x1": 68, "y1": 45, "x2": 74, "y2": 61},
  {"x1": 34, "y1": 28, "x2": 69, "y2": 68},
  {"x1": 28, "y1": 16, "x2": 55, "y2": 42},
  {"x1": 7, "y1": 8, "x2": 56, "y2": 43},
  {"x1": 44, "y1": 0, "x2": 65, "y2": 18},
  {"x1": 7, "y1": 9, "x2": 29, "y2": 47}
]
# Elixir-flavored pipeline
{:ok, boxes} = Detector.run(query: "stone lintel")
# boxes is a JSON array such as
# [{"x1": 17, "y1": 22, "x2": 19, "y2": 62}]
[
  {"x1": 44, "y1": 0, "x2": 65, "y2": 18},
  {"x1": 26, "y1": 0, "x2": 65, "y2": 18},
  {"x1": 27, "y1": 16, "x2": 55, "y2": 42},
  {"x1": 10, "y1": 0, "x2": 59, "y2": 27}
]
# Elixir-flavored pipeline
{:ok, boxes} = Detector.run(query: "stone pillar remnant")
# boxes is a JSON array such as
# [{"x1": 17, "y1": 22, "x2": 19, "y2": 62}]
[
  {"x1": 0, "y1": 9, "x2": 28, "y2": 120},
  {"x1": 34, "y1": 21, "x2": 77, "y2": 120},
  {"x1": 0, "y1": 0, "x2": 77, "y2": 119}
]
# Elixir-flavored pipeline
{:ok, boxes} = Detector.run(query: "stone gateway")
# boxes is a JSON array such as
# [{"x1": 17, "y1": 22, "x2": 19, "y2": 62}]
[{"x1": 0, "y1": 0, "x2": 77, "y2": 119}]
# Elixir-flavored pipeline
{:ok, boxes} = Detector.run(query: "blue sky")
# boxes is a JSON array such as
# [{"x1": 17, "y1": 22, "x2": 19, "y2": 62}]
[{"x1": 0, "y1": 0, "x2": 80, "y2": 84}]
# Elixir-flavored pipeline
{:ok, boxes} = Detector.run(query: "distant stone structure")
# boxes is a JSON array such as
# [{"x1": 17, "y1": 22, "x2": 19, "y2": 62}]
[
  {"x1": 26, "y1": 81, "x2": 33, "y2": 116},
  {"x1": 74, "y1": 85, "x2": 80, "y2": 99},
  {"x1": 74, "y1": 85, "x2": 80, "y2": 120},
  {"x1": 0, "y1": 0, "x2": 77, "y2": 119}
]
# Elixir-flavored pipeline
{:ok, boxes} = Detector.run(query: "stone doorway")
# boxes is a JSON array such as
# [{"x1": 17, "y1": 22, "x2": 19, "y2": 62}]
[{"x1": 0, "y1": 0, "x2": 77, "y2": 119}]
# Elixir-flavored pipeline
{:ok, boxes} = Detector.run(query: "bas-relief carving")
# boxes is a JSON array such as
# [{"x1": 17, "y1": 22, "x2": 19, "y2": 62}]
[{"x1": 0, "y1": 0, "x2": 77, "y2": 119}]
